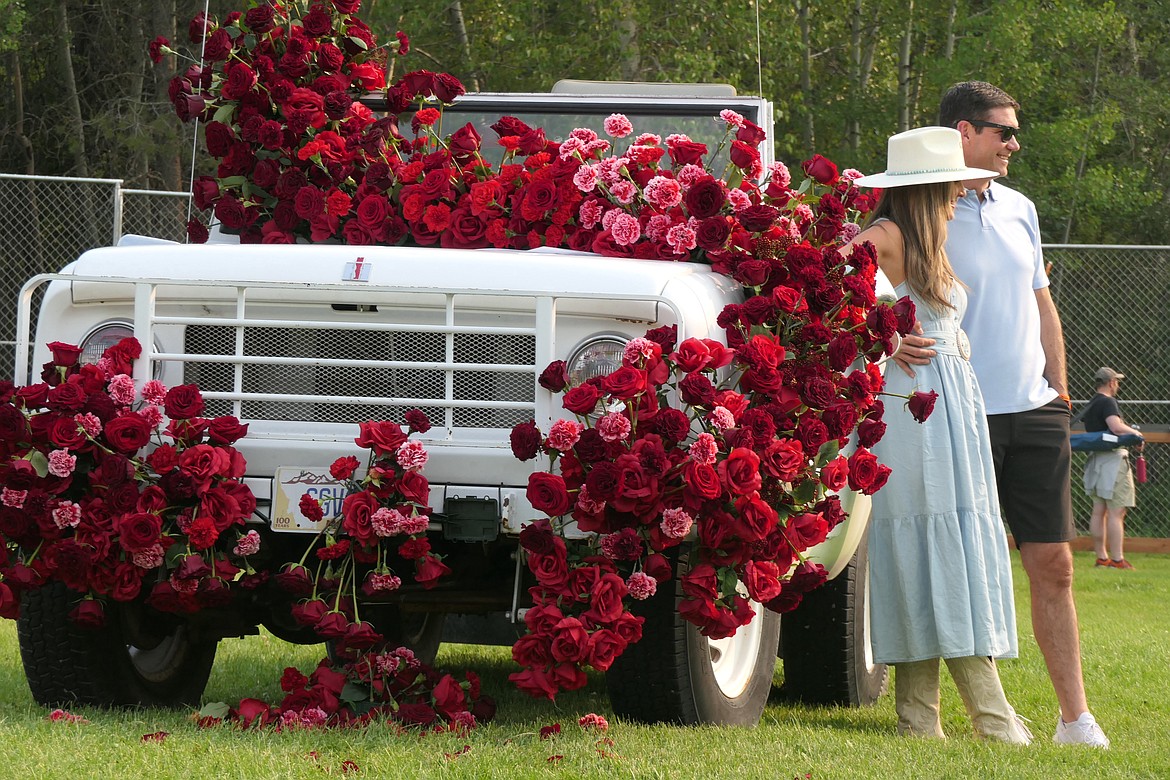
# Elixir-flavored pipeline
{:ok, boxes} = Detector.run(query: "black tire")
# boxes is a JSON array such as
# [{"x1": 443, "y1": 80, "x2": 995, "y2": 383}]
[
  {"x1": 17, "y1": 583, "x2": 217, "y2": 708},
  {"x1": 606, "y1": 548, "x2": 781, "y2": 726},
  {"x1": 779, "y1": 536, "x2": 887, "y2": 706},
  {"x1": 330, "y1": 607, "x2": 446, "y2": 665}
]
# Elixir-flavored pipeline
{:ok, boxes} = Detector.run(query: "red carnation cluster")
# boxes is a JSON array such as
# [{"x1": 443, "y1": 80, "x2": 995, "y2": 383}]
[{"x1": 0, "y1": 339, "x2": 257, "y2": 625}]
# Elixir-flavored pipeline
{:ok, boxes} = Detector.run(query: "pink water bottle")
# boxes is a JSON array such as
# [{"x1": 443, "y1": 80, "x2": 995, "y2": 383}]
[{"x1": 1136, "y1": 455, "x2": 1148, "y2": 484}]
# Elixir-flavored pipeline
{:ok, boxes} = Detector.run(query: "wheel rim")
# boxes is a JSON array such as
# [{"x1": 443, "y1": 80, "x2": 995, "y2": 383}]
[
  {"x1": 705, "y1": 603, "x2": 765, "y2": 698},
  {"x1": 127, "y1": 628, "x2": 190, "y2": 683}
]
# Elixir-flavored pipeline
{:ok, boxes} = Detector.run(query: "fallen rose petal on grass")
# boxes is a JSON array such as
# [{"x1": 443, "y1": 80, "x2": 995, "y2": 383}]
[
  {"x1": 47, "y1": 709, "x2": 89, "y2": 724},
  {"x1": 443, "y1": 745, "x2": 472, "y2": 760},
  {"x1": 539, "y1": 722, "x2": 561, "y2": 739},
  {"x1": 141, "y1": 731, "x2": 169, "y2": 743}
]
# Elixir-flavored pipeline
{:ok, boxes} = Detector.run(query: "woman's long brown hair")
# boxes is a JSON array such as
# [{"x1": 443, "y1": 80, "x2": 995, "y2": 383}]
[{"x1": 864, "y1": 181, "x2": 958, "y2": 312}]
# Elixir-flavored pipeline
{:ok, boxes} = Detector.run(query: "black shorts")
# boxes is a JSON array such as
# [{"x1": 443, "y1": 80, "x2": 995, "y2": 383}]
[{"x1": 986, "y1": 398, "x2": 1076, "y2": 545}]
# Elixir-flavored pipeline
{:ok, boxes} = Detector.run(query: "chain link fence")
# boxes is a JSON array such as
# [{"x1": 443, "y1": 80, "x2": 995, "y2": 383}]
[{"x1": 2, "y1": 175, "x2": 1169, "y2": 536}]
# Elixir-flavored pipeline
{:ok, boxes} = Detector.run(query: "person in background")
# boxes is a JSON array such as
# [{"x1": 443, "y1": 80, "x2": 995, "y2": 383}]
[
  {"x1": 844, "y1": 126, "x2": 1030, "y2": 744},
  {"x1": 1081, "y1": 367, "x2": 1143, "y2": 569},
  {"x1": 895, "y1": 80, "x2": 1110, "y2": 748}
]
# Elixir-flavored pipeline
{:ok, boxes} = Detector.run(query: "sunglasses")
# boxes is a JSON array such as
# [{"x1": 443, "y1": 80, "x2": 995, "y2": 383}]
[{"x1": 964, "y1": 119, "x2": 1020, "y2": 142}]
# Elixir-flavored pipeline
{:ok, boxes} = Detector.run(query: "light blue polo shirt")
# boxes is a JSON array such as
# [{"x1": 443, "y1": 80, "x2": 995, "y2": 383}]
[{"x1": 946, "y1": 182, "x2": 1058, "y2": 415}]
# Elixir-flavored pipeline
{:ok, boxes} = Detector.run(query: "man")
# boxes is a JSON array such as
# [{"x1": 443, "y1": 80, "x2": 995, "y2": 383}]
[{"x1": 895, "y1": 81, "x2": 1110, "y2": 748}]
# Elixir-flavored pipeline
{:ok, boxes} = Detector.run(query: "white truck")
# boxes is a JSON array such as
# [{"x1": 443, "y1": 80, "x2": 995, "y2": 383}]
[{"x1": 13, "y1": 84, "x2": 887, "y2": 725}]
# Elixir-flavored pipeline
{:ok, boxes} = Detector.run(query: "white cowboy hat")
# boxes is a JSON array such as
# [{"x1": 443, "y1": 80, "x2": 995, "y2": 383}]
[{"x1": 854, "y1": 126, "x2": 1001, "y2": 188}]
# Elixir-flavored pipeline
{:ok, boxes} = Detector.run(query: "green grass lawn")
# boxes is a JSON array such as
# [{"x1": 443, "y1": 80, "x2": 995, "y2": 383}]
[{"x1": 1, "y1": 551, "x2": 1167, "y2": 779}]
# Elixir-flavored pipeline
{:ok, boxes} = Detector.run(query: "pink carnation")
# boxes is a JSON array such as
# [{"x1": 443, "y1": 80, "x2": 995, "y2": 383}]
[
  {"x1": 634, "y1": 132, "x2": 661, "y2": 146},
  {"x1": 579, "y1": 713, "x2": 609, "y2": 731},
  {"x1": 623, "y1": 337, "x2": 658, "y2": 364},
  {"x1": 609, "y1": 180, "x2": 638, "y2": 206},
  {"x1": 769, "y1": 161, "x2": 792, "y2": 189},
  {"x1": 375, "y1": 652, "x2": 402, "y2": 676},
  {"x1": 371, "y1": 507, "x2": 406, "y2": 537},
  {"x1": 1, "y1": 488, "x2": 27, "y2": 508},
  {"x1": 141, "y1": 405, "x2": 164, "y2": 428},
  {"x1": 365, "y1": 572, "x2": 402, "y2": 593},
  {"x1": 719, "y1": 109, "x2": 746, "y2": 128},
  {"x1": 676, "y1": 164, "x2": 708, "y2": 187},
  {"x1": 644, "y1": 214, "x2": 674, "y2": 243},
  {"x1": 603, "y1": 113, "x2": 634, "y2": 138},
  {"x1": 643, "y1": 176, "x2": 682, "y2": 210},
  {"x1": 52, "y1": 501, "x2": 82, "y2": 529},
  {"x1": 793, "y1": 203, "x2": 814, "y2": 224},
  {"x1": 839, "y1": 222, "x2": 862, "y2": 242},
  {"x1": 596, "y1": 412, "x2": 632, "y2": 443},
  {"x1": 547, "y1": 418, "x2": 584, "y2": 451},
  {"x1": 579, "y1": 199, "x2": 605, "y2": 229},
  {"x1": 727, "y1": 188, "x2": 751, "y2": 211},
  {"x1": 132, "y1": 544, "x2": 166, "y2": 569},
  {"x1": 233, "y1": 530, "x2": 261, "y2": 556},
  {"x1": 596, "y1": 157, "x2": 628, "y2": 185},
  {"x1": 708, "y1": 406, "x2": 736, "y2": 431},
  {"x1": 569, "y1": 127, "x2": 600, "y2": 143},
  {"x1": 47, "y1": 449, "x2": 78, "y2": 478},
  {"x1": 660, "y1": 507, "x2": 694, "y2": 539},
  {"x1": 689, "y1": 432, "x2": 718, "y2": 465},
  {"x1": 398, "y1": 511, "x2": 429, "y2": 535},
  {"x1": 841, "y1": 168, "x2": 864, "y2": 182},
  {"x1": 142, "y1": 380, "x2": 168, "y2": 405},
  {"x1": 576, "y1": 485, "x2": 606, "y2": 514},
  {"x1": 573, "y1": 165, "x2": 600, "y2": 193},
  {"x1": 108, "y1": 374, "x2": 136, "y2": 405},
  {"x1": 75, "y1": 413, "x2": 102, "y2": 438},
  {"x1": 558, "y1": 136, "x2": 586, "y2": 161},
  {"x1": 627, "y1": 571, "x2": 657, "y2": 600},
  {"x1": 608, "y1": 211, "x2": 641, "y2": 244},
  {"x1": 666, "y1": 222, "x2": 697, "y2": 255},
  {"x1": 396, "y1": 440, "x2": 429, "y2": 471}
]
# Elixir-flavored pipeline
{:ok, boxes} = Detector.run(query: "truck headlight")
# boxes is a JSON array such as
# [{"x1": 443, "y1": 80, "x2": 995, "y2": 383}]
[
  {"x1": 567, "y1": 335, "x2": 627, "y2": 386},
  {"x1": 79, "y1": 322, "x2": 163, "y2": 379}
]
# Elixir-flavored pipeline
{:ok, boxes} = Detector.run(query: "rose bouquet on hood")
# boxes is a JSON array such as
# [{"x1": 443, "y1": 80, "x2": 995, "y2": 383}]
[
  {"x1": 504, "y1": 160, "x2": 918, "y2": 699},
  {"x1": 0, "y1": 339, "x2": 257, "y2": 626}
]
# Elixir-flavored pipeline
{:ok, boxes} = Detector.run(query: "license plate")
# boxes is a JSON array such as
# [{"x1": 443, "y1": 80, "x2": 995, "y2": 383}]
[{"x1": 270, "y1": 466, "x2": 349, "y2": 533}]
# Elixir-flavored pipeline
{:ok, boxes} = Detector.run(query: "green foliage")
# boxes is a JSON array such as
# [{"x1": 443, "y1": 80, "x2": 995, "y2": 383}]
[{"x1": 2, "y1": 0, "x2": 1169, "y2": 243}]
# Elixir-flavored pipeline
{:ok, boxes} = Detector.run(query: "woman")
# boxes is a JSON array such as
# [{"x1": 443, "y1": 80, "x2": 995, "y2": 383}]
[
  {"x1": 844, "y1": 126, "x2": 1030, "y2": 744},
  {"x1": 1081, "y1": 366, "x2": 1143, "y2": 569}
]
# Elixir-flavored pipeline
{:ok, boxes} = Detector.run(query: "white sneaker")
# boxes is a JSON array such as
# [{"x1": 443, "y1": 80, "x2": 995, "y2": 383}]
[{"x1": 1053, "y1": 711, "x2": 1110, "y2": 748}]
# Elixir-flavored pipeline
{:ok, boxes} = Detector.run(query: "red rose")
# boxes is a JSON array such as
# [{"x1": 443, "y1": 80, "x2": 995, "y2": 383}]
[
  {"x1": 907, "y1": 390, "x2": 938, "y2": 423},
  {"x1": 527, "y1": 472, "x2": 572, "y2": 517},
  {"x1": 207, "y1": 415, "x2": 248, "y2": 445},
  {"x1": 163, "y1": 384, "x2": 205, "y2": 420},
  {"x1": 744, "y1": 559, "x2": 783, "y2": 603},
  {"x1": 539, "y1": 361, "x2": 569, "y2": 392},
  {"x1": 788, "y1": 511, "x2": 829, "y2": 551},
  {"x1": 681, "y1": 563, "x2": 718, "y2": 600},
  {"x1": 682, "y1": 461, "x2": 722, "y2": 501},
  {"x1": 857, "y1": 416, "x2": 887, "y2": 448},
  {"x1": 510, "y1": 420, "x2": 543, "y2": 461},
  {"x1": 415, "y1": 554, "x2": 451, "y2": 589},
  {"x1": 586, "y1": 627, "x2": 627, "y2": 671},
  {"x1": 562, "y1": 384, "x2": 602, "y2": 415},
  {"x1": 819, "y1": 455, "x2": 849, "y2": 491},
  {"x1": 103, "y1": 412, "x2": 153, "y2": 454},
  {"x1": 341, "y1": 490, "x2": 379, "y2": 545},
  {"x1": 761, "y1": 439, "x2": 805, "y2": 481},
  {"x1": 117, "y1": 511, "x2": 162, "y2": 552},
  {"x1": 398, "y1": 470, "x2": 430, "y2": 506},
  {"x1": 717, "y1": 447, "x2": 762, "y2": 496},
  {"x1": 448, "y1": 123, "x2": 483, "y2": 163},
  {"x1": 729, "y1": 140, "x2": 761, "y2": 170},
  {"x1": 892, "y1": 296, "x2": 917, "y2": 334},
  {"x1": 440, "y1": 207, "x2": 490, "y2": 249},
  {"x1": 549, "y1": 617, "x2": 590, "y2": 663},
  {"x1": 802, "y1": 154, "x2": 839, "y2": 185},
  {"x1": 48, "y1": 341, "x2": 83, "y2": 367},
  {"x1": 354, "y1": 420, "x2": 407, "y2": 456},
  {"x1": 737, "y1": 204, "x2": 780, "y2": 232},
  {"x1": 585, "y1": 572, "x2": 628, "y2": 624},
  {"x1": 667, "y1": 137, "x2": 708, "y2": 166},
  {"x1": 69, "y1": 599, "x2": 106, "y2": 629},
  {"x1": 507, "y1": 667, "x2": 559, "y2": 701},
  {"x1": 528, "y1": 549, "x2": 570, "y2": 589},
  {"x1": 847, "y1": 448, "x2": 880, "y2": 492},
  {"x1": 683, "y1": 177, "x2": 726, "y2": 219}
]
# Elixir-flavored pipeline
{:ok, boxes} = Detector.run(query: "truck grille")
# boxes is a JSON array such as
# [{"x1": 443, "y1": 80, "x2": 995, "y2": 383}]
[{"x1": 184, "y1": 324, "x2": 536, "y2": 429}]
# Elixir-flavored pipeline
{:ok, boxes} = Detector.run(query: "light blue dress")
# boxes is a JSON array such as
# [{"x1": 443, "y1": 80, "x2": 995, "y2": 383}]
[{"x1": 868, "y1": 280, "x2": 1018, "y2": 664}]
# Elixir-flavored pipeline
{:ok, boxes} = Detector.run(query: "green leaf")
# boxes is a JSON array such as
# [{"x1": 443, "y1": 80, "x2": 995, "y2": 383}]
[
  {"x1": 211, "y1": 103, "x2": 236, "y2": 125},
  {"x1": 347, "y1": 35, "x2": 369, "y2": 51},
  {"x1": 198, "y1": 701, "x2": 230, "y2": 719},
  {"x1": 792, "y1": 478, "x2": 818, "y2": 505},
  {"x1": 814, "y1": 439, "x2": 840, "y2": 468},
  {"x1": 340, "y1": 681, "x2": 370, "y2": 704},
  {"x1": 217, "y1": 175, "x2": 247, "y2": 189},
  {"x1": 27, "y1": 450, "x2": 48, "y2": 478}
]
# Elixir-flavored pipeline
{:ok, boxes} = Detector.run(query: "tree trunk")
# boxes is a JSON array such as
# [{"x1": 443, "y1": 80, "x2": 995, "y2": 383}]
[
  {"x1": 152, "y1": 0, "x2": 183, "y2": 191},
  {"x1": 56, "y1": 0, "x2": 89, "y2": 177},
  {"x1": 617, "y1": 6, "x2": 640, "y2": 82},
  {"x1": 446, "y1": 1, "x2": 479, "y2": 91},
  {"x1": 848, "y1": 0, "x2": 861, "y2": 152},
  {"x1": 10, "y1": 52, "x2": 35, "y2": 174},
  {"x1": 797, "y1": 0, "x2": 815, "y2": 151},
  {"x1": 1062, "y1": 43, "x2": 1102, "y2": 243},
  {"x1": 896, "y1": 0, "x2": 914, "y2": 132},
  {"x1": 943, "y1": 0, "x2": 958, "y2": 60}
]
